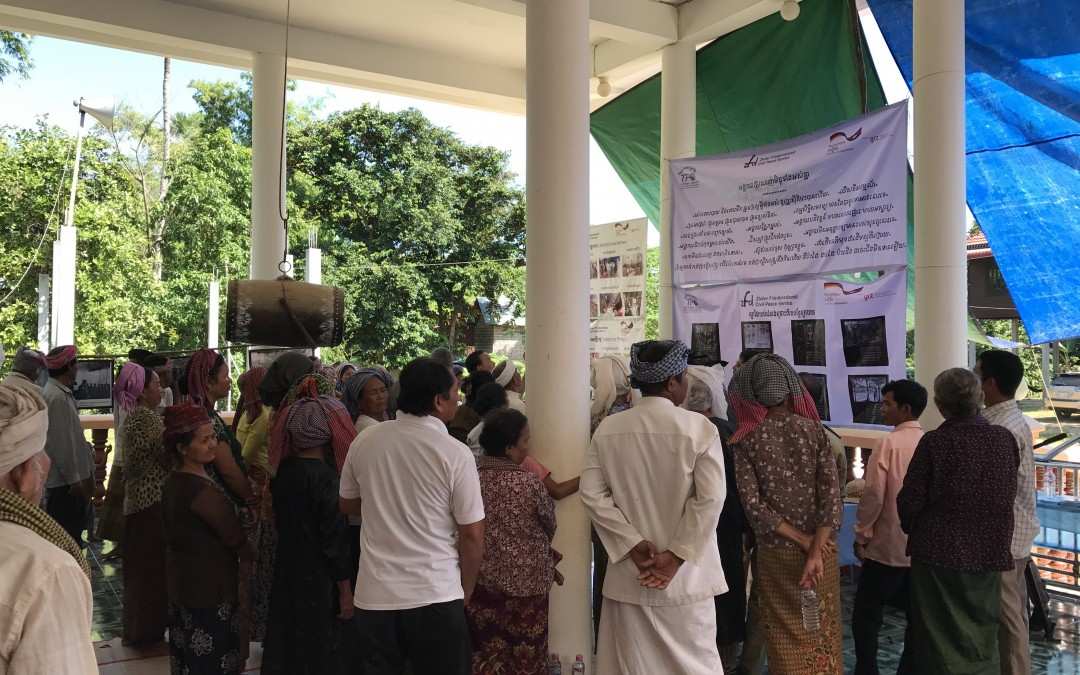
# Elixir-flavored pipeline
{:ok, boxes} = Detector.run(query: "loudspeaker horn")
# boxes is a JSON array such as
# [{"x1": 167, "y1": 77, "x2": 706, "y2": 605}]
[{"x1": 75, "y1": 98, "x2": 115, "y2": 130}]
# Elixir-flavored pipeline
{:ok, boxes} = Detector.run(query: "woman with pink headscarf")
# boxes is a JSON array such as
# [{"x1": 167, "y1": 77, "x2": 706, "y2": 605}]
[{"x1": 115, "y1": 362, "x2": 168, "y2": 645}]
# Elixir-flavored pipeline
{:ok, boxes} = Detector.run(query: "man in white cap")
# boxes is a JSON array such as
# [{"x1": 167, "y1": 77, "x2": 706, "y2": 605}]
[
  {"x1": 492, "y1": 360, "x2": 526, "y2": 414},
  {"x1": 0, "y1": 381, "x2": 98, "y2": 673},
  {"x1": 582, "y1": 339, "x2": 727, "y2": 675}
]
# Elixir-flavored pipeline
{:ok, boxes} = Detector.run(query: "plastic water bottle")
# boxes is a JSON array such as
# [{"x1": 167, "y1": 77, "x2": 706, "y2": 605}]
[
  {"x1": 800, "y1": 588, "x2": 821, "y2": 632},
  {"x1": 548, "y1": 654, "x2": 562, "y2": 675},
  {"x1": 572, "y1": 654, "x2": 586, "y2": 674}
]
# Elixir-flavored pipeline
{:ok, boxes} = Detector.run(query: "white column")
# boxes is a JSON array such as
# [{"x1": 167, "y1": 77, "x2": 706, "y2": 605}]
[
  {"x1": 207, "y1": 277, "x2": 220, "y2": 349},
  {"x1": 50, "y1": 225, "x2": 77, "y2": 347},
  {"x1": 37, "y1": 273, "x2": 51, "y2": 353},
  {"x1": 525, "y1": 0, "x2": 591, "y2": 663},
  {"x1": 913, "y1": 0, "x2": 966, "y2": 427},
  {"x1": 659, "y1": 40, "x2": 696, "y2": 339},
  {"x1": 251, "y1": 52, "x2": 288, "y2": 281},
  {"x1": 306, "y1": 242, "x2": 323, "y2": 358}
]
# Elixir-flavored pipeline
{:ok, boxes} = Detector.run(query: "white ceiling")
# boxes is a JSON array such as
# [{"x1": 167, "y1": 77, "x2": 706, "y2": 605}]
[{"x1": 0, "y1": 0, "x2": 788, "y2": 113}]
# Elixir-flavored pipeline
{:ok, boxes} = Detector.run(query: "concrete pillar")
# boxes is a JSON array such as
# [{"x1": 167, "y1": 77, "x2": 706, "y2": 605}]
[
  {"x1": 50, "y1": 226, "x2": 77, "y2": 347},
  {"x1": 37, "y1": 273, "x2": 51, "y2": 353},
  {"x1": 208, "y1": 277, "x2": 220, "y2": 349},
  {"x1": 1042, "y1": 343, "x2": 1051, "y2": 404},
  {"x1": 525, "y1": 0, "x2": 591, "y2": 663},
  {"x1": 912, "y1": 0, "x2": 966, "y2": 428},
  {"x1": 659, "y1": 40, "x2": 696, "y2": 339},
  {"x1": 251, "y1": 52, "x2": 288, "y2": 281}
]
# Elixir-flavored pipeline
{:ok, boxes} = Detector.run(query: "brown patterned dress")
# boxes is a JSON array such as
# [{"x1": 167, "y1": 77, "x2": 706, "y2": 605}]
[
  {"x1": 734, "y1": 410, "x2": 843, "y2": 675},
  {"x1": 466, "y1": 456, "x2": 560, "y2": 675}
]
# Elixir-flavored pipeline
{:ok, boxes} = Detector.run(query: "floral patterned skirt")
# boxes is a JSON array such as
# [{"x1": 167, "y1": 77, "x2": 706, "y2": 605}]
[
  {"x1": 466, "y1": 583, "x2": 549, "y2": 675},
  {"x1": 169, "y1": 601, "x2": 243, "y2": 675},
  {"x1": 756, "y1": 545, "x2": 842, "y2": 675}
]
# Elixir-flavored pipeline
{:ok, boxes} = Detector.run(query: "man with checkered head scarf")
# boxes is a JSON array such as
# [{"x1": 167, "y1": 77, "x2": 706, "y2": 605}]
[{"x1": 581, "y1": 340, "x2": 728, "y2": 675}]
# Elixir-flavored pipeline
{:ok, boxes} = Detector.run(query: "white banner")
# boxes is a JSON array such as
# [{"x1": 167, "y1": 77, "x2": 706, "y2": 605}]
[
  {"x1": 674, "y1": 270, "x2": 907, "y2": 426},
  {"x1": 670, "y1": 103, "x2": 908, "y2": 286},
  {"x1": 590, "y1": 218, "x2": 647, "y2": 358}
]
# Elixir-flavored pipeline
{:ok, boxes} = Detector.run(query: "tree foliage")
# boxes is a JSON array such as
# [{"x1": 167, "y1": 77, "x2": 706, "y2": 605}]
[
  {"x1": 1, "y1": 72, "x2": 526, "y2": 369},
  {"x1": 0, "y1": 32, "x2": 31, "y2": 83}
]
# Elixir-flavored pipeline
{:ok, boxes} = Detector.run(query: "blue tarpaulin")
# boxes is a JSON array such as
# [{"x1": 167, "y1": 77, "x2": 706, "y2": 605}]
[{"x1": 869, "y1": 0, "x2": 1080, "y2": 344}]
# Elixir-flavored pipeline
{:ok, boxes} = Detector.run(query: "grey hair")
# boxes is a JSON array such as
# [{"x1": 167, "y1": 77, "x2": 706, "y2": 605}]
[
  {"x1": 933, "y1": 367, "x2": 983, "y2": 419},
  {"x1": 685, "y1": 376, "x2": 713, "y2": 413}
]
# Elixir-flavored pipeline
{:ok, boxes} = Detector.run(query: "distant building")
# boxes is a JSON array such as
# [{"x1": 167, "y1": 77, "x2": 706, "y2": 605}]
[
  {"x1": 473, "y1": 297, "x2": 525, "y2": 361},
  {"x1": 967, "y1": 231, "x2": 1019, "y2": 321}
]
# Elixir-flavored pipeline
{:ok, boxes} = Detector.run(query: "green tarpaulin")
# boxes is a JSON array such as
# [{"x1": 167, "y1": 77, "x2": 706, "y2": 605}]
[{"x1": 590, "y1": 0, "x2": 987, "y2": 344}]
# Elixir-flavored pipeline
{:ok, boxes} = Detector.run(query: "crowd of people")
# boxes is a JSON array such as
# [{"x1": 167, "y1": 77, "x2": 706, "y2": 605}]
[{"x1": 0, "y1": 337, "x2": 1040, "y2": 675}]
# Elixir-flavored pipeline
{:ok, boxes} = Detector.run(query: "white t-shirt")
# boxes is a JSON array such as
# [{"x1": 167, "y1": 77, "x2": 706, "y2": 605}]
[{"x1": 340, "y1": 413, "x2": 485, "y2": 610}]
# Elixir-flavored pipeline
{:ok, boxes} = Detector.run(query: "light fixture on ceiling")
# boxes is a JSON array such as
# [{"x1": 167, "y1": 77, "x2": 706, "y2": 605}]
[
  {"x1": 596, "y1": 76, "x2": 612, "y2": 98},
  {"x1": 780, "y1": 0, "x2": 801, "y2": 21}
]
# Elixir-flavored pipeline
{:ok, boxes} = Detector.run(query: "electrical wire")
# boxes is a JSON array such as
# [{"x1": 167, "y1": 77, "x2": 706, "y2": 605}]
[
  {"x1": 0, "y1": 139, "x2": 73, "y2": 306},
  {"x1": 277, "y1": 0, "x2": 292, "y2": 274}
]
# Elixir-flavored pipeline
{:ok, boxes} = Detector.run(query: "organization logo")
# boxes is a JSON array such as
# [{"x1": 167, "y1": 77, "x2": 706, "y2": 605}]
[
  {"x1": 823, "y1": 282, "x2": 865, "y2": 304},
  {"x1": 740, "y1": 291, "x2": 754, "y2": 307},
  {"x1": 684, "y1": 294, "x2": 700, "y2": 310},
  {"x1": 678, "y1": 166, "x2": 699, "y2": 188},
  {"x1": 744, "y1": 154, "x2": 759, "y2": 168},
  {"x1": 827, "y1": 127, "x2": 863, "y2": 155}
]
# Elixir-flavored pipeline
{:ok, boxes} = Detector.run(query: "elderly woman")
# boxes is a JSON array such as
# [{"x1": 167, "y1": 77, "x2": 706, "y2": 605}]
[
  {"x1": 162, "y1": 404, "x2": 251, "y2": 674},
  {"x1": 590, "y1": 355, "x2": 633, "y2": 433},
  {"x1": 467, "y1": 408, "x2": 561, "y2": 675},
  {"x1": 117, "y1": 363, "x2": 168, "y2": 645},
  {"x1": 896, "y1": 368, "x2": 1018, "y2": 674},
  {"x1": 262, "y1": 395, "x2": 355, "y2": 674},
  {"x1": 729, "y1": 354, "x2": 842, "y2": 675},
  {"x1": 685, "y1": 369, "x2": 745, "y2": 673},
  {"x1": 342, "y1": 368, "x2": 393, "y2": 434}
]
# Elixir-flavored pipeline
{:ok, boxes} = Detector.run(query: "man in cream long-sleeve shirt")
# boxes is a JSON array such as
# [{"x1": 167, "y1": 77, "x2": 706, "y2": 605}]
[{"x1": 582, "y1": 340, "x2": 727, "y2": 675}]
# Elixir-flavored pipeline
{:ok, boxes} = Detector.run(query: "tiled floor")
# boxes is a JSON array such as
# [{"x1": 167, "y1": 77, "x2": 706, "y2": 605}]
[{"x1": 91, "y1": 542, "x2": 1080, "y2": 673}]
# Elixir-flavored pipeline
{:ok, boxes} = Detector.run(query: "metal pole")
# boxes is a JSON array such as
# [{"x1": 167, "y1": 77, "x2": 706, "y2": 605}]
[{"x1": 65, "y1": 109, "x2": 86, "y2": 228}]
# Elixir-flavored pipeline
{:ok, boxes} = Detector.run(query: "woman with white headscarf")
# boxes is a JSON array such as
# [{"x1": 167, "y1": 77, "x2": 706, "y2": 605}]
[{"x1": 590, "y1": 355, "x2": 632, "y2": 434}]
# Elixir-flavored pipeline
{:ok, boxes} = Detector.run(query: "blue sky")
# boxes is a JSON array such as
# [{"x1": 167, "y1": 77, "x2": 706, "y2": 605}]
[{"x1": 0, "y1": 36, "x2": 655, "y2": 243}]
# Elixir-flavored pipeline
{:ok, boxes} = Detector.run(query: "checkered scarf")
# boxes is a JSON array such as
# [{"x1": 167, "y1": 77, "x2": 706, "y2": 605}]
[
  {"x1": 729, "y1": 353, "x2": 819, "y2": 444},
  {"x1": 629, "y1": 340, "x2": 690, "y2": 387},
  {"x1": 269, "y1": 375, "x2": 356, "y2": 474}
]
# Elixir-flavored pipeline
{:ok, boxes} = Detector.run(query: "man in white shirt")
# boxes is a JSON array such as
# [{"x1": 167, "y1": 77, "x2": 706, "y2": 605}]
[
  {"x1": 582, "y1": 340, "x2": 728, "y2": 675},
  {"x1": 41, "y1": 346, "x2": 95, "y2": 547},
  {"x1": 0, "y1": 381, "x2": 98, "y2": 674},
  {"x1": 975, "y1": 350, "x2": 1038, "y2": 675},
  {"x1": 340, "y1": 357, "x2": 485, "y2": 675}
]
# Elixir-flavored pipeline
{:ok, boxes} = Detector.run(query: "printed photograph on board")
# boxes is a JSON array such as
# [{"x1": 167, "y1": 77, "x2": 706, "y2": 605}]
[
  {"x1": 599, "y1": 256, "x2": 621, "y2": 279},
  {"x1": 848, "y1": 374, "x2": 888, "y2": 424},
  {"x1": 741, "y1": 321, "x2": 774, "y2": 353},
  {"x1": 798, "y1": 372, "x2": 831, "y2": 421},
  {"x1": 841, "y1": 316, "x2": 889, "y2": 367},
  {"x1": 599, "y1": 292, "x2": 624, "y2": 317},
  {"x1": 791, "y1": 319, "x2": 827, "y2": 367},
  {"x1": 622, "y1": 252, "x2": 644, "y2": 277},
  {"x1": 689, "y1": 323, "x2": 722, "y2": 366},
  {"x1": 73, "y1": 359, "x2": 115, "y2": 409},
  {"x1": 590, "y1": 295, "x2": 599, "y2": 318},
  {"x1": 623, "y1": 291, "x2": 643, "y2": 318},
  {"x1": 590, "y1": 259, "x2": 598, "y2": 280}
]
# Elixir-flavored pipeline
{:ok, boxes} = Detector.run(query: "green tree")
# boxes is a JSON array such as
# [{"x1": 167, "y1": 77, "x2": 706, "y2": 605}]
[
  {"x1": 0, "y1": 32, "x2": 31, "y2": 83},
  {"x1": 290, "y1": 105, "x2": 526, "y2": 365},
  {"x1": 645, "y1": 246, "x2": 659, "y2": 339}
]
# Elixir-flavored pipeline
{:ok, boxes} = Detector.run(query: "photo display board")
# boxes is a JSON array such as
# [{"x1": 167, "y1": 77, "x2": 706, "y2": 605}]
[
  {"x1": 669, "y1": 103, "x2": 908, "y2": 286},
  {"x1": 674, "y1": 270, "x2": 907, "y2": 427},
  {"x1": 590, "y1": 218, "x2": 647, "y2": 358}
]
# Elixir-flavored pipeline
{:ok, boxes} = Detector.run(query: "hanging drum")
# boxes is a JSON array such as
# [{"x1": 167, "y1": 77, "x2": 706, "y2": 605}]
[{"x1": 227, "y1": 277, "x2": 345, "y2": 348}]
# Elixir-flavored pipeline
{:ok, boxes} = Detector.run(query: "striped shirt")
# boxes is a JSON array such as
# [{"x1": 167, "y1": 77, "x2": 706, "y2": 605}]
[{"x1": 983, "y1": 400, "x2": 1039, "y2": 560}]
